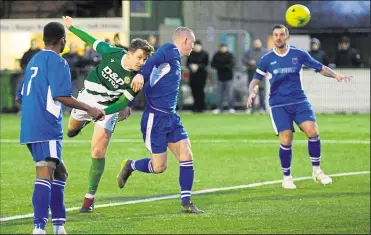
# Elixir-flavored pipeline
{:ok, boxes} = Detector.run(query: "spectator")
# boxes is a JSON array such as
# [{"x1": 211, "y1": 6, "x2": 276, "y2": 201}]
[
  {"x1": 113, "y1": 33, "x2": 128, "y2": 50},
  {"x1": 81, "y1": 44, "x2": 101, "y2": 77},
  {"x1": 63, "y1": 42, "x2": 83, "y2": 114},
  {"x1": 63, "y1": 43, "x2": 83, "y2": 89},
  {"x1": 186, "y1": 40, "x2": 209, "y2": 113},
  {"x1": 105, "y1": 38, "x2": 112, "y2": 44},
  {"x1": 20, "y1": 39, "x2": 41, "y2": 71},
  {"x1": 335, "y1": 36, "x2": 362, "y2": 68},
  {"x1": 147, "y1": 34, "x2": 159, "y2": 51},
  {"x1": 211, "y1": 44, "x2": 235, "y2": 114},
  {"x1": 17, "y1": 39, "x2": 41, "y2": 114},
  {"x1": 309, "y1": 38, "x2": 330, "y2": 66},
  {"x1": 243, "y1": 39, "x2": 267, "y2": 114}
]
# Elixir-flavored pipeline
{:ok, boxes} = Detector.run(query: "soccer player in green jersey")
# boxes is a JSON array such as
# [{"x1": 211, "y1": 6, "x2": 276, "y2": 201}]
[{"x1": 62, "y1": 16, "x2": 154, "y2": 213}]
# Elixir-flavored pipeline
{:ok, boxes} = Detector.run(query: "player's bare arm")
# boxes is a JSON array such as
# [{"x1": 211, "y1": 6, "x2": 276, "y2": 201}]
[
  {"x1": 247, "y1": 78, "x2": 261, "y2": 107},
  {"x1": 131, "y1": 73, "x2": 144, "y2": 92},
  {"x1": 319, "y1": 65, "x2": 353, "y2": 82}
]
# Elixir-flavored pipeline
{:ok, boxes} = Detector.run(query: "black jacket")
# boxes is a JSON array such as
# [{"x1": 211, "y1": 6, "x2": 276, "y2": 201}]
[
  {"x1": 20, "y1": 48, "x2": 41, "y2": 71},
  {"x1": 211, "y1": 51, "x2": 234, "y2": 81},
  {"x1": 63, "y1": 52, "x2": 83, "y2": 80},
  {"x1": 335, "y1": 48, "x2": 362, "y2": 68},
  {"x1": 186, "y1": 50, "x2": 209, "y2": 79},
  {"x1": 309, "y1": 49, "x2": 330, "y2": 66}
]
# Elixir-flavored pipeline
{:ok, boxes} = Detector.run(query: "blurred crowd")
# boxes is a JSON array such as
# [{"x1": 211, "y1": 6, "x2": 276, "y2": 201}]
[{"x1": 17, "y1": 34, "x2": 364, "y2": 114}]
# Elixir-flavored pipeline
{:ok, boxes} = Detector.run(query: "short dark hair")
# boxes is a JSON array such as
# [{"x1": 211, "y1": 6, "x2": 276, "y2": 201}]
[
  {"x1": 195, "y1": 40, "x2": 202, "y2": 45},
  {"x1": 340, "y1": 36, "x2": 350, "y2": 44},
  {"x1": 272, "y1": 24, "x2": 289, "y2": 35},
  {"x1": 43, "y1": 22, "x2": 65, "y2": 46},
  {"x1": 128, "y1": 38, "x2": 154, "y2": 57}
]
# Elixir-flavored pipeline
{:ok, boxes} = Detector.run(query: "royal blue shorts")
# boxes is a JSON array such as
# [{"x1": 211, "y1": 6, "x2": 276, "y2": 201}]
[
  {"x1": 141, "y1": 109, "x2": 188, "y2": 154},
  {"x1": 269, "y1": 100, "x2": 316, "y2": 135},
  {"x1": 26, "y1": 140, "x2": 62, "y2": 163}
]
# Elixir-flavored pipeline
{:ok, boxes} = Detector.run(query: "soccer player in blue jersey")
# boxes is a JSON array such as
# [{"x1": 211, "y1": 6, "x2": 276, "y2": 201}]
[
  {"x1": 16, "y1": 22, "x2": 104, "y2": 234},
  {"x1": 247, "y1": 25, "x2": 352, "y2": 189},
  {"x1": 116, "y1": 27, "x2": 203, "y2": 213}
]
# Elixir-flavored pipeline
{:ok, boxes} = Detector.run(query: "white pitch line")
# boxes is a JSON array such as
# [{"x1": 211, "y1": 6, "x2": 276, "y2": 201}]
[
  {"x1": 0, "y1": 171, "x2": 369, "y2": 222},
  {"x1": 0, "y1": 139, "x2": 369, "y2": 144}
]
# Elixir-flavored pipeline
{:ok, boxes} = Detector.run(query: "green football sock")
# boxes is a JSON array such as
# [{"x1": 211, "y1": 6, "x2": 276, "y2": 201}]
[{"x1": 87, "y1": 158, "x2": 105, "y2": 195}]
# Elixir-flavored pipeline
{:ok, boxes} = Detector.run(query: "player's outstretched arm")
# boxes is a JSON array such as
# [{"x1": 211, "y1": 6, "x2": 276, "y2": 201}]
[
  {"x1": 55, "y1": 96, "x2": 105, "y2": 121},
  {"x1": 319, "y1": 65, "x2": 353, "y2": 82},
  {"x1": 63, "y1": 16, "x2": 118, "y2": 55},
  {"x1": 63, "y1": 16, "x2": 96, "y2": 46}
]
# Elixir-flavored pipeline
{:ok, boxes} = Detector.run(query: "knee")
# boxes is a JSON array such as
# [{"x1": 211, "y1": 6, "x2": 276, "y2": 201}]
[
  {"x1": 152, "y1": 162, "x2": 167, "y2": 174},
  {"x1": 307, "y1": 131, "x2": 319, "y2": 138},
  {"x1": 91, "y1": 145, "x2": 107, "y2": 158},
  {"x1": 183, "y1": 150, "x2": 193, "y2": 161},
  {"x1": 280, "y1": 135, "x2": 293, "y2": 146},
  {"x1": 36, "y1": 160, "x2": 57, "y2": 180},
  {"x1": 55, "y1": 169, "x2": 68, "y2": 181},
  {"x1": 281, "y1": 139, "x2": 292, "y2": 146},
  {"x1": 36, "y1": 169, "x2": 54, "y2": 180}
]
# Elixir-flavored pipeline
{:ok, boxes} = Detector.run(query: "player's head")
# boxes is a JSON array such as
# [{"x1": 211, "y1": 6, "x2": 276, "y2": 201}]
[
  {"x1": 127, "y1": 38, "x2": 154, "y2": 71},
  {"x1": 43, "y1": 22, "x2": 66, "y2": 53},
  {"x1": 272, "y1": 24, "x2": 290, "y2": 49},
  {"x1": 172, "y1": 26, "x2": 195, "y2": 56}
]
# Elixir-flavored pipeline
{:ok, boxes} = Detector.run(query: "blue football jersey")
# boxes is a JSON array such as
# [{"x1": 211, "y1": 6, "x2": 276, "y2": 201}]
[
  {"x1": 139, "y1": 43, "x2": 181, "y2": 113},
  {"x1": 20, "y1": 50, "x2": 72, "y2": 144},
  {"x1": 254, "y1": 45, "x2": 323, "y2": 107}
]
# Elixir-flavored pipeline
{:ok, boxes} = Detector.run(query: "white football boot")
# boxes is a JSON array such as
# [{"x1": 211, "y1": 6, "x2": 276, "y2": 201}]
[
  {"x1": 32, "y1": 228, "x2": 46, "y2": 234},
  {"x1": 53, "y1": 225, "x2": 67, "y2": 234},
  {"x1": 313, "y1": 169, "x2": 333, "y2": 185},
  {"x1": 282, "y1": 175, "x2": 297, "y2": 189}
]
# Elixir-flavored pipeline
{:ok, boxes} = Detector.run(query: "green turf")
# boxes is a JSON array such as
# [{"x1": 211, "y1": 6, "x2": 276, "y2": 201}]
[{"x1": 0, "y1": 113, "x2": 370, "y2": 234}]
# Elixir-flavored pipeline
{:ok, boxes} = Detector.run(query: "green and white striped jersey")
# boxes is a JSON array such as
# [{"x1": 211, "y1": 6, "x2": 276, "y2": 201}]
[{"x1": 83, "y1": 40, "x2": 137, "y2": 106}]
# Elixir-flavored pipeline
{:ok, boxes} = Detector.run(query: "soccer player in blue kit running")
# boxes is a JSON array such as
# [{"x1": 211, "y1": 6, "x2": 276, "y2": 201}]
[
  {"x1": 116, "y1": 26, "x2": 204, "y2": 213},
  {"x1": 247, "y1": 25, "x2": 352, "y2": 189},
  {"x1": 16, "y1": 22, "x2": 104, "y2": 234}
]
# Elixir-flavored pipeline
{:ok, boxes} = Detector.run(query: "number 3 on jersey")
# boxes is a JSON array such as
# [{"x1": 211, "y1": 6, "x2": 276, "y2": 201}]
[{"x1": 26, "y1": 67, "x2": 38, "y2": 96}]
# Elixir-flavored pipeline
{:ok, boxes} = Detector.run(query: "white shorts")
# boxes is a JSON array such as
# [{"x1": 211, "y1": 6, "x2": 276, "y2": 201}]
[{"x1": 70, "y1": 89, "x2": 119, "y2": 132}]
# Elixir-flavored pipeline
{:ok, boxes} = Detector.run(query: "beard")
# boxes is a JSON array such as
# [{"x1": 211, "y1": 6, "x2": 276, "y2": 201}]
[
  {"x1": 275, "y1": 41, "x2": 286, "y2": 49},
  {"x1": 60, "y1": 42, "x2": 66, "y2": 53}
]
